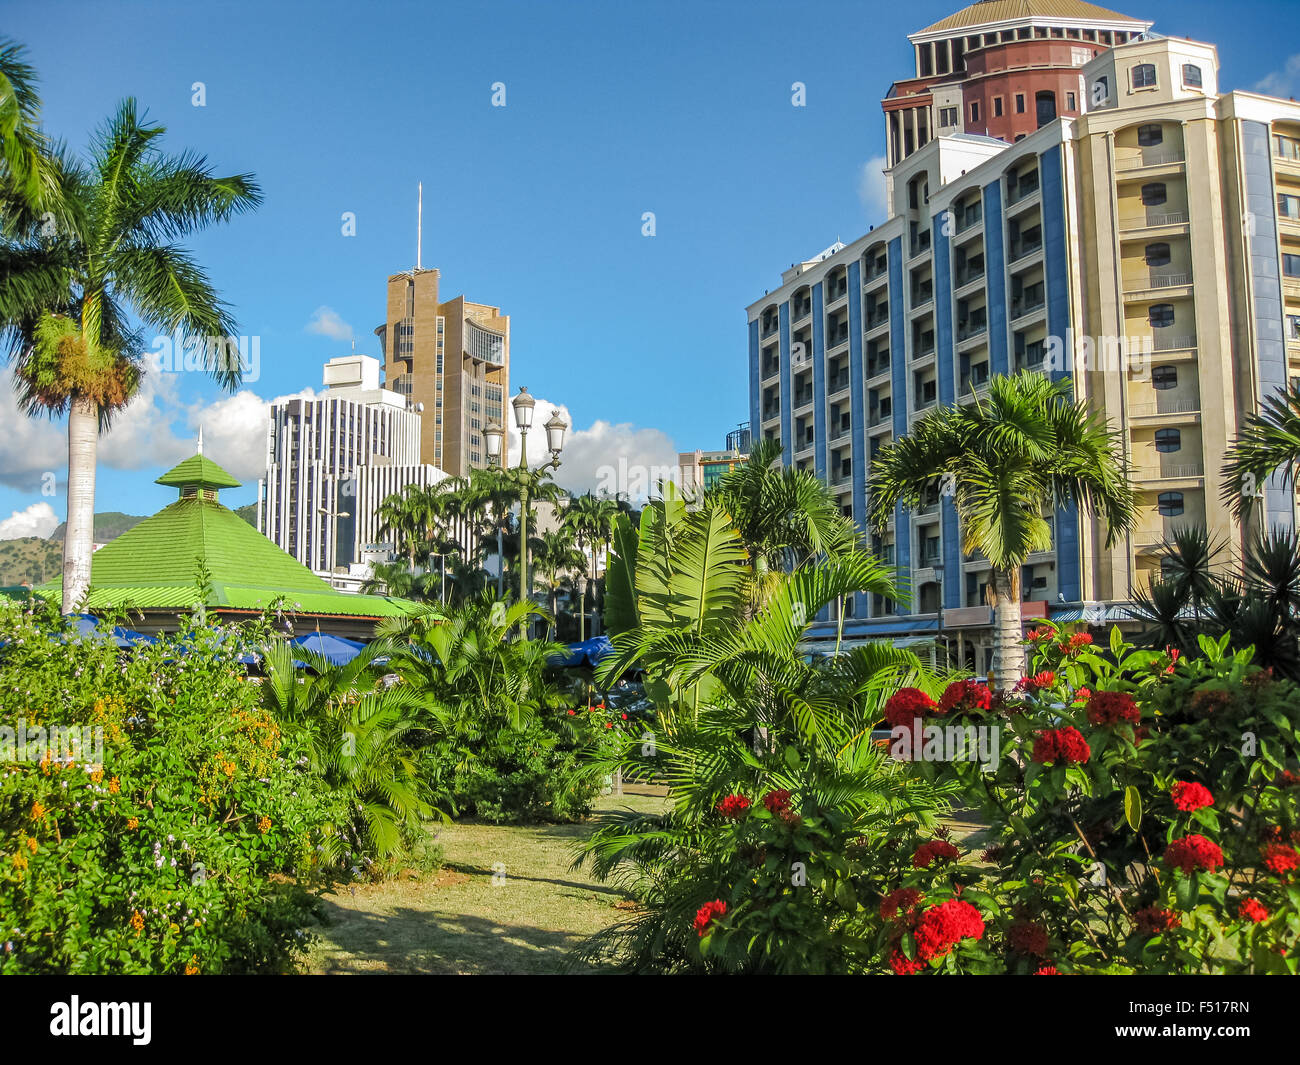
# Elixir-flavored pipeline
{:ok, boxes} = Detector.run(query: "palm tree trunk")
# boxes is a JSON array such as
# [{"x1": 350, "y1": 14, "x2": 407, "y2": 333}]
[
  {"x1": 990, "y1": 566, "x2": 1025, "y2": 688},
  {"x1": 61, "y1": 392, "x2": 98, "y2": 612}
]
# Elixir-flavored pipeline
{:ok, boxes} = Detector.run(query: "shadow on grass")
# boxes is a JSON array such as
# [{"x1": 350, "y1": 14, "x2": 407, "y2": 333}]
[{"x1": 309, "y1": 901, "x2": 606, "y2": 975}]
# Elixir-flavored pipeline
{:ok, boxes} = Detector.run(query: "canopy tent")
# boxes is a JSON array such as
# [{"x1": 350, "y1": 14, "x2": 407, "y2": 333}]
[{"x1": 289, "y1": 632, "x2": 369, "y2": 667}]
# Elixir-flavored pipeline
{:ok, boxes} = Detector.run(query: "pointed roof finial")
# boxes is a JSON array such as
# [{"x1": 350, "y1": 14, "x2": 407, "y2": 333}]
[{"x1": 197, "y1": 426, "x2": 204, "y2": 456}]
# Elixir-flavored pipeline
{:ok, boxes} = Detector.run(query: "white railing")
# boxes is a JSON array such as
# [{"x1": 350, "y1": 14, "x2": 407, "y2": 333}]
[
  {"x1": 1134, "y1": 462, "x2": 1204, "y2": 479},
  {"x1": 1126, "y1": 272, "x2": 1192, "y2": 291},
  {"x1": 1117, "y1": 149, "x2": 1186, "y2": 170},
  {"x1": 1129, "y1": 399, "x2": 1200, "y2": 417},
  {"x1": 1120, "y1": 210, "x2": 1189, "y2": 229}
]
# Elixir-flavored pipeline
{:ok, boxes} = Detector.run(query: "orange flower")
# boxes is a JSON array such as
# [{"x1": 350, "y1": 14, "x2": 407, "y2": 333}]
[
  {"x1": 126, "y1": 817, "x2": 139, "y2": 830},
  {"x1": 30, "y1": 800, "x2": 45, "y2": 820},
  {"x1": 130, "y1": 910, "x2": 144, "y2": 933},
  {"x1": 26, "y1": 837, "x2": 37, "y2": 854},
  {"x1": 185, "y1": 959, "x2": 200, "y2": 975},
  {"x1": 12, "y1": 851, "x2": 28, "y2": 871},
  {"x1": 257, "y1": 816, "x2": 272, "y2": 834},
  {"x1": 89, "y1": 768, "x2": 103, "y2": 784},
  {"x1": 108, "y1": 776, "x2": 121, "y2": 794}
]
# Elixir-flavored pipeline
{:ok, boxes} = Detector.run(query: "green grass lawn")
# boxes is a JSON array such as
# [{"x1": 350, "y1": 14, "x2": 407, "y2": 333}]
[{"x1": 304, "y1": 790, "x2": 668, "y2": 975}]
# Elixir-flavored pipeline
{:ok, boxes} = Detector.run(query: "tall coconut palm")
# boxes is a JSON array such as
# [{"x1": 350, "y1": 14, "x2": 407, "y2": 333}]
[
  {"x1": 1221, "y1": 382, "x2": 1300, "y2": 521},
  {"x1": 534, "y1": 526, "x2": 586, "y2": 634},
  {"x1": 0, "y1": 99, "x2": 260, "y2": 610},
  {"x1": 867, "y1": 373, "x2": 1137, "y2": 687},
  {"x1": 564, "y1": 492, "x2": 617, "y2": 638},
  {"x1": 0, "y1": 37, "x2": 64, "y2": 231}
]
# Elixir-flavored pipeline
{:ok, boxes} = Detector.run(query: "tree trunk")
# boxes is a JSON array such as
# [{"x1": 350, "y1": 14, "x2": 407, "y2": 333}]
[
  {"x1": 990, "y1": 566, "x2": 1025, "y2": 689},
  {"x1": 61, "y1": 393, "x2": 98, "y2": 613}
]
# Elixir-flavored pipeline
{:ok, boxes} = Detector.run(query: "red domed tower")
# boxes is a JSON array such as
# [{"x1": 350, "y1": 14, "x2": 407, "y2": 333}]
[{"x1": 882, "y1": 0, "x2": 1152, "y2": 167}]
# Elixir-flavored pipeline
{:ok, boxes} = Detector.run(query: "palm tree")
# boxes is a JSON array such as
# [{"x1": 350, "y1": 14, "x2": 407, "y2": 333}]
[
  {"x1": 534, "y1": 527, "x2": 586, "y2": 634},
  {"x1": 1221, "y1": 382, "x2": 1300, "y2": 522},
  {"x1": 707, "y1": 438, "x2": 859, "y2": 614},
  {"x1": 258, "y1": 640, "x2": 437, "y2": 859},
  {"x1": 563, "y1": 493, "x2": 609, "y2": 638},
  {"x1": 0, "y1": 100, "x2": 260, "y2": 609},
  {"x1": 867, "y1": 373, "x2": 1137, "y2": 686},
  {"x1": 0, "y1": 37, "x2": 64, "y2": 231},
  {"x1": 376, "y1": 489, "x2": 422, "y2": 570}
]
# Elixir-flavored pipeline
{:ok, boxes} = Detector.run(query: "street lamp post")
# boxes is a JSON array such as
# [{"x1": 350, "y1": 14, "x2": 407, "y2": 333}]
[
  {"x1": 317, "y1": 503, "x2": 352, "y2": 588},
  {"x1": 481, "y1": 387, "x2": 568, "y2": 629}
]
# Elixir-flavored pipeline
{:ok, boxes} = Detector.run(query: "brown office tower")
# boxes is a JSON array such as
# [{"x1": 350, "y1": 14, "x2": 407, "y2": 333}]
[{"x1": 374, "y1": 268, "x2": 509, "y2": 475}]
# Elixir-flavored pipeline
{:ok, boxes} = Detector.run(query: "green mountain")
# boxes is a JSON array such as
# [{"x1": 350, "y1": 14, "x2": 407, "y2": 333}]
[
  {"x1": 49, "y1": 511, "x2": 147, "y2": 543},
  {"x1": 0, "y1": 536, "x2": 62, "y2": 588}
]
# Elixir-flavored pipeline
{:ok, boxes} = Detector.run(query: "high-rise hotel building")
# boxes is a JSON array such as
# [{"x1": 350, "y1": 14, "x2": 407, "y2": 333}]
[
  {"x1": 374, "y1": 268, "x2": 509, "y2": 476},
  {"x1": 747, "y1": 0, "x2": 1300, "y2": 669}
]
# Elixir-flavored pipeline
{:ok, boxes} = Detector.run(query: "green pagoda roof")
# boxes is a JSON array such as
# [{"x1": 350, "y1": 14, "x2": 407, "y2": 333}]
[
  {"x1": 155, "y1": 453, "x2": 242, "y2": 490},
  {"x1": 41, "y1": 452, "x2": 413, "y2": 620}
]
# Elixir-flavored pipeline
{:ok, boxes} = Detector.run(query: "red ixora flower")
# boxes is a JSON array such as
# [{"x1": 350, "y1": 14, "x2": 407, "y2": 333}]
[
  {"x1": 912, "y1": 839, "x2": 961, "y2": 869},
  {"x1": 879, "y1": 887, "x2": 924, "y2": 920},
  {"x1": 889, "y1": 949, "x2": 926, "y2": 975},
  {"x1": 1134, "y1": 906, "x2": 1180, "y2": 936},
  {"x1": 1165, "y1": 647, "x2": 1180, "y2": 674},
  {"x1": 1085, "y1": 690, "x2": 1140, "y2": 727},
  {"x1": 716, "y1": 794, "x2": 750, "y2": 819},
  {"x1": 1072, "y1": 686, "x2": 1092, "y2": 703},
  {"x1": 1163, "y1": 834, "x2": 1224, "y2": 875},
  {"x1": 1068, "y1": 632, "x2": 1094, "y2": 650},
  {"x1": 1237, "y1": 898, "x2": 1270, "y2": 924},
  {"x1": 1170, "y1": 781, "x2": 1214, "y2": 812},
  {"x1": 938, "y1": 679, "x2": 992, "y2": 715},
  {"x1": 1008, "y1": 921, "x2": 1050, "y2": 957},
  {"x1": 1016, "y1": 671, "x2": 1056, "y2": 693},
  {"x1": 693, "y1": 900, "x2": 727, "y2": 937},
  {"x1": 884, "y1": 687, "x2": 938, "y2": 728},
  {"x1": 912, "y1": 899, "x2": 985, "y2": 961},
  {"x1": 761, "y1": 789, "x2": 792, "y2": 814},
  {"x1": 1031, "y1": 726, "x2": 1091, "y2": 766},
  {"x1": 1034, "y1": 964, "x2": 1061, "y2": 975},
  {"x1": 1261, "y1": 843, "x2": 1300, "y2": 878}
]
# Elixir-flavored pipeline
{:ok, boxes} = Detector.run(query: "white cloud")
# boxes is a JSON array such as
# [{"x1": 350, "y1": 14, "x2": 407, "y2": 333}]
[
  {"x1": 0, "y1": 502, "x2": 59, "y2": 541},
  {"x1": 184, "y1": 387, "x2": 317, "y2": 482},
  {"x1": 857, "y1": 155, "x2": 889, "y2": 221},
  {"x1": 506, "y1": 397, "x2": 680, "y2": 502},
  {"x1": 0, "y1": 373, "x2": 68, "y2": 490},
  {"x1": 97, "y1": 371, "x2": 190, "y2": 472},
  {"x1": 1256, "y1": 54, "x2": 1300, "y2": 98},
  {"x1": 305, "y1": 306, "x2": 355, "y2": 342}
]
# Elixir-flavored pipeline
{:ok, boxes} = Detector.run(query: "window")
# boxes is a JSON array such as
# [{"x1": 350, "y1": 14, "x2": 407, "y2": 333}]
[
  {"x1": 1067, "y1": 92, "x2": 1077, "y2": 111},
  {"x1": 1157, "y1": 492, "x2": 1185, "y2": 516},
  {"x1": 939, "y1": 106, "x2": 958, "y2": 127},
  {"x1": 1091, "y1": 77, "x2": 1109, "y2": 107},
  {"x1": 1154, "y1": 428, "x2": 1182, "y2": 452},
  {"x1": 1137, "y1": 123, "x2": 1163, "y2": 146},
  {"x1": 1284, "y1": 253, "x2": 1300, "y2": 279},
  {"x1": 1287, "y1": 314, "x2": 1300, "y2": 341},
  {"x1": 1015, "y1": 93, "x2": 1025, "y2": 114},
  {"x1": 1145, "y1": 242, "x2": 1171, "y2": 267},
  {"x1": 1036, "y1": 90, "x2": 1056, "y2": 128},
  {"x1": 1141, "y1": 182, "x2": 1168, "y2": 206},
  {"x1": 1152, "y1": 365, "x2": 1179, "y2": 389},
  {"x1": 971, "y1": 101, "x2": 981, "y2": 123},
  {"x1": 1149, "y1": 304, "x2": 1175, "y2": 328},
  {"x1": 1132, "y1": 63, "x2": 1157, "y2": 89},
  {"x1": 1279, "y1": 194, "x2": 1300, "y2": 220},
  {"x1": 1182, "y1": 63, "x2": 1203, "y2": 88},
  {"x1": 994, "y1": 97, "x2": 1004, "y2": 117},
  {"x1": 1276, "y1": 134, "x2": 1300, "y2": 161}
]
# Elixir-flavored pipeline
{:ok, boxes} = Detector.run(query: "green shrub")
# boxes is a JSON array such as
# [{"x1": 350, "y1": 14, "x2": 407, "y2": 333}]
[{"x1": 0, "y1": 605, "x2": 342, "y2": 974}]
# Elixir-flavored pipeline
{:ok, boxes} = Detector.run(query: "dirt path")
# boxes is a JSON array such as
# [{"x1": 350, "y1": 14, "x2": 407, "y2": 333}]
[{"x1": 304, "y1": 792, "x2": 667, "y2": 975}]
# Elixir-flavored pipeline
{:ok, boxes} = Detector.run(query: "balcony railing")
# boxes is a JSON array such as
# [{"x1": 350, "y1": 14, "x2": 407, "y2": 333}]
[
  {"x1": 1008, "y1": 236, "x2": 1043, "y2": 261},
  {"x1": 955, "y1": 265, "x2": 986, "y2": 287},
  {"x1": 761, "y1": 321, "x2": 779, "y2": 339},
  {"x1": 792, "y1": 390, "x2": 814, "y2": 408},
  {"x1": 827, "y1": 326, "x2": 850, "y2": 347},
  {"x1": 1116, "y1": 148, "x2": 1186, "y2": 170},
  {"x1": 1007, "y1": 174, "x2": 1040, "y2": 204},
  {"x1": 792, "y1": 301, "x2": 811, "y2": 322},
  {"x1": 1125, "y1": 271, "x2": 1192, "y2": 291},
  {"x1": 1010, "y1": 296, "x2": 1046, "y2": 319},
  {"x1": 867, "y1": 358, "x2": 891, "y2": 378},
  {"x1": 911, "y1": 282, "x2": 934, "y2": 306},
  {"x1": 1150, "y1": 332, "x2": 1197, "y2": 352},
  {"x1": 1128, "y1": 399, "x2": 1200, "y2": 417},
  {"x1": 1119, "y1": 209, "x2": 1189, "y2": 230},
  {"x1": 956, "y1": 318, "x2": 989, "y2": 341},
  {"x1": 1134, "y1": 462, "x2": 1204, "y2": 479},
  {"x1": 827, "y1": 281, "x2": 849, "y2": 302},
  {"x1": 830, "y1": 371, "x2": 850, "y2": 392},
  {"x1": 909, "y1": 231, "x2": 932, "y2": 257}
]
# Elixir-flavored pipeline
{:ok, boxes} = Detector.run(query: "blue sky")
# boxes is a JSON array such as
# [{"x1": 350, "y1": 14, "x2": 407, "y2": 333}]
[{"x1": 3, "y1": 0, "x2": 1300, "y2": 532}]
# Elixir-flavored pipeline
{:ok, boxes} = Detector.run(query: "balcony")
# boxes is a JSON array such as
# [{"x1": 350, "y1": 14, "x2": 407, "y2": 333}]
[
  {"x1": 1129, "y1": 398, "x2": 1200, "y2": 417},
  {"x1": 1119, "y1": 209, "x2": 1189, "y2": 230},
  {"x1": 761, "y1": 320, "x2": 779, "y2": 340},
  {"x1": 1008, "y1": 236, "x2": 1043, "y2": 263},
  {"x1": 868, "y1": 406, "x2": 893, "y2": 428},
  {"x1": 1124, "y1": 271, "x2": 1192, "y2": 293},
  {"x1": 1007, "y1": 174, "x2": 1040, "y2": 204},
  {"x1": 762, "y1": 405, "x2": 781, "y2": 422},
  {"x1": 956, "y1": 316, "x2": 989, "y2": 342},
  {"x1": 960, "y1": 367, "x2": 991, "y2": 394},
  {"x1": 792, "y1": 389, "x2": 814, "y2": 409},
  {"x1": 955, "y1": 205, "x2": 983, "y2": 233},
  {"x1": 911, "y1": 281, "x2": 934, "y2": 307},
  {"x1": 867, "y1": 356, "x2": 891, "y2": 379},
  {"x1": 829, "y1": 370, "x2": 850, "y2": 393},
  {"x1": 1150, "y1": 333, "x2": 1197, "y2": 352},
  {"x1": 1133, "y1": 461, "x2": 1204, "y2": 480},
  {"x1": 792, "y1": 300, "x2": 812, "y2": 322},
  {"x1": 865, "y1": 306, "x2": 890, "y2": 331},
  {"x1": 954, "y1": 263, "x2": 986, "y2": 288},
  {"x1": 1010, "y1": 295, "x2": 1046, "y2": 321},
  {"x1": 909, "y1": 231, "x2": 932, "y2": 258},
  {"x1": 826, "y1": 279, "x2": 849, "y2": 303},
  {"x1": 827, "y1": 324, "x2": 850, "y2": 348},
  {"x1": 1116, "y1": 148, "x2": 1186, "y2": 171}
]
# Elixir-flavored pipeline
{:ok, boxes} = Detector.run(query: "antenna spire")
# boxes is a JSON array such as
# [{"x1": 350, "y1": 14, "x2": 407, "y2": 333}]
[
  {"x1": 197, "y1": 426, "x2": 204, "y2": 456},
  {"x1": 417, "y1": 181, "x2": 423, "y2": 271}
]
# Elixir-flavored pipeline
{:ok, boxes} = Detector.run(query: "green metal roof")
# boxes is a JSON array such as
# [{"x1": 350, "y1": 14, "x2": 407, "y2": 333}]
[
  {"x1": 155, "y1": 453, "x2": 242, "y2": 490},
  {"x1": 40, "y1": 455, "x2": 411, "y2": 620}
]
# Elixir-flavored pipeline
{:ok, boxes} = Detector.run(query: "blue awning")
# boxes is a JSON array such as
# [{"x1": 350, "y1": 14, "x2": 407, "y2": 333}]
[{"x1": 289, "y1": 632, "x2": 368, "y2": 667}]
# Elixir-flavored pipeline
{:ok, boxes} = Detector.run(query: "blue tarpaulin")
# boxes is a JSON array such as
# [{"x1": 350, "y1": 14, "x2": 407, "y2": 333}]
[
  {"x1": 289, "y1": 632, "x2": 368, "y2": 667},
  {"x1": 548, "y1": 635, "x2": 614, "y2": 668}
]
